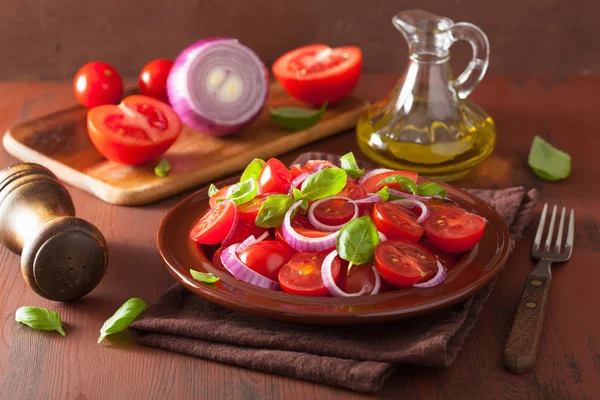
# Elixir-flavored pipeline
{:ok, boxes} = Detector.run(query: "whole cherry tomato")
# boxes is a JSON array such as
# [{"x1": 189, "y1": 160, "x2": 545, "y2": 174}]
[
  {"x1": 139, "y1": 59, "x2": 173, "y2": 103},
  {"x1": 74, "y1": 62, "x2": 123, "y2": 108}
]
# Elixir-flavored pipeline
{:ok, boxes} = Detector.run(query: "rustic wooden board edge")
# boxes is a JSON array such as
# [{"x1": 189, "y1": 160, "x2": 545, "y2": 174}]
[{"x1": 3, "y1": 99, "x2": 370, "y2": 206}]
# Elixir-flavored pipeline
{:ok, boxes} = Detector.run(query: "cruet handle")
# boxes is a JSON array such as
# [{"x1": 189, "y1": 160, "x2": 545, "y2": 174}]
[{"x1": 449, "y1": 22, "x2": 490, "y2": 99}]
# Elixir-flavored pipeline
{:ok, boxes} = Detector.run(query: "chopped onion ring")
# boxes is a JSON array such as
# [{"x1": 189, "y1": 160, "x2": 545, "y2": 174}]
[
  {"x1": 413, "y1": 260, "x2": 447, "y2": 288},
  {"x1": 221, "y1": 244, "x2": 280, "y2": 290},
  {"x1": 321, "y1": 250, "x2": 368, "y2": 297},
  {"x1": 221, "y1": 200, "x2": 239, "y2": 244},
  {"x1": 288, "y1": 172, "x2": 312, "y2": 195},
  {"x1": 349, "y1": 193, "x2": 381, "y2": 204},
  {"x1": 282, "y1": 201, "x2": 339, "y2": 252},
  {"x1": 308, "y1": 196, "x2": 358, "y2": 232},
  {"x1": 357, "y1": 168, "x2": 395, "y2": 185}
]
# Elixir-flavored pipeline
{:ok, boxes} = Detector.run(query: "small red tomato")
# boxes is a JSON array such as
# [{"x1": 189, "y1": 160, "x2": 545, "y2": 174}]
[
  {"x1": 258, "y1": 158, "x2": 292, "y2": 194},
  {"x1": 74, "y1": 62, "x2": 123, "y2": 108},
  {"x1": 139, "y1": 59, "x2": 173, "y2": 103}
]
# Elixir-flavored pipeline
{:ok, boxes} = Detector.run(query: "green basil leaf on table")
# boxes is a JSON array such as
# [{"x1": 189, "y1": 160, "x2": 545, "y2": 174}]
[
  {"x1": 270, "y1": 102, "x2": 327, "y2": 131},
  {"x1": 377, "y1": 186, "x2": 390, "y2": 201},
  {"x1": 190, "y1": 270, "x2": 220, "y2": 284},
  {"x1": 208, "y1": 184, "x2": 219, "y2": 197},
  {"x1": 98, "y1": 298, "x2": 147, "y2": 343},
  {"x1": 255, "y1": 194, "x2": 295, "y2": 228},
  {"x1": 528, "y1": 136, "x2": 571, "y2": 181},
  {"x1": 336, "y1": 216, "x2": 380, "y2": 274},
  {"x1": 15, "y1": 306, "x2": 66, "y2": 336},
  {"x1": 299, "y1": 167, "x2": 347, "y2": 202},
  {"x1": 379, "y1": 175, "x2": 418, "y2": 194},
  {"x1": 226, "y1": 178, "x2": 258, "y2": 205},
  {"x1": 240, "y1": 158, "x2": 265, "y2": 183},
  {"x1": 416, "y1": 182, "x2": 447, "y2": 199},
  {"x1": 154, "y1": 158, "x2": 171, "y2": 177},
  {"x1": 339, "y1": 151, "x2": 365, "y2": 179}
]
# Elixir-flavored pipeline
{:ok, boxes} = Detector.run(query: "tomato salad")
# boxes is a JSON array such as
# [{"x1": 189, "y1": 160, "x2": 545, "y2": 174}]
[{"x1": 190, "y1": 153, "x2": 486, "y2": 297}]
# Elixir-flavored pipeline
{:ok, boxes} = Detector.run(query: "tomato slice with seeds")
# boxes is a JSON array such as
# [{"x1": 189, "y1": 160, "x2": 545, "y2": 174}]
[
  {"x1": 423, "y1": 209, "x2": 486, "y2": 253},
  {"x1": 190, "y1": 200, "x2": 237, "y2": 245},
  {"x1": 239, "y1": 240, "x2": 297, "y2": 281},
  {"x1": 375, "y1": 240, "x2": 438, "y2": 288},
  {"x1": 238, "y1": 194, "x2": 270, "y2": 223},
  {"x1": 372, "y1": 201, "x2": 424, "y2": 242},
  {"x1": 361, "y1": 170, "x2": 418, "y2": 194},
  {"x1": 87, "y1": 95, "x2": 182, "y2": 165},
  {"x1": 278, "y1": 252, "x2": 340, "y2": 296}
]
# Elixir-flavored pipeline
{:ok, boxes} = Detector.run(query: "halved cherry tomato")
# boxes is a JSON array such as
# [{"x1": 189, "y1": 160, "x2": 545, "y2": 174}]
[
  {"x1": 238, "y1": 194, "x2": 269, "y2": 223},
  {"x1": 337, "y1": 262, "x2": 379, "y2": 295},
  {"x1": 258, "y1": 158, "x2": 292, "y2": 194},
  {"x1": 419, "y1": 237, "x2": 459, "y2": 270},
  {"x1": 138, "y1": 59, "x2": 173, "y2": 103},
  {"x1": 313, "y1": 198, "x2": 356, "y2": 226},
  {"x1": 290, "y1": 164, "x2": 305, "y2": 179},
  {"x1": 190, "y1": 200, "x2": 237, "y2": 245},
  {"x1": 222, "y1": 221, "x2": 267, "y2": 248},
  {"x1": 361, "y1": 170, "x2": 418, "y2": 194},
  {"x1": 275, "y1": 216, "x2": 331, "y2": 243},
  {"x1": 303, "y1": 160, "x2": 337, "y2": 171},
  {"x1": 278, "y1": 252, "x2": 340, "y2": 296},
  {"x1": 74, "y1": 62, "x2": 123, "y2": 108},
  {"x1": 87, "y1": 95, "x2": 182, "y2": 165},
  {"x1": 423, "y1": 209, "x2": 485, "y2": 253},
  {"x1": 209, "y1": 185, "x2": 234, "y2": 208},
  {"x1": 375, "y1": 240, "x2": 438, "y2": 288},
  {"x1": 273, "y1": 44, "x2": 362, "y2": 106},
  {"x1": 424, "y1": 198, "x2": 461, "y2": 214},
  {"x1": 239, "y1": 240, "x2": 297, "y2": 281},
  {"x1": 372, "y1": 201, "x2": 424, "y2": 242}
]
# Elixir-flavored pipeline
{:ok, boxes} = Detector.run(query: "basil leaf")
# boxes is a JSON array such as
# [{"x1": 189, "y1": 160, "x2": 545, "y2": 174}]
[
  {"x1": 255, "y1": 194, "x2": 295, "y2": 228},
  {"x1": 528, "y1": 136, "x2": 571, "y2": 181},
  {"x1": 377, "y1": 186, "x2": 390, "y2": 201},
  {"x1": 98, "y1": 298, "x2": 147, "y2": 343},
  {"x1": 227, "y1": 179, "x2": 258, "y2": 205},
  {"x1": 270, "y1": 102, "x2": 327, "y2": 131},
  {"x1": 190, "y1": 270, "x2": 220, "y2": 284},
  {"x1": 416, "y1": 182, "x2": 447, "y2": 199},
  {"x1": 300, "y1": 167, "x2": 347, "y2": 202},
  {"x1": 336, "y1": 216, "x2": 380, "y2": 272},
  {"x1": 240, "y1": 158, "x2": 265, "y2": 183},
  {"x1": 154, "y1": 158, "x2": 171, "y2": 177},
  {"x1": 379, "y1": 175, "x2": 418, "y2": 194},
  {"x1": 208, "y1": 184, "x2": 219, "y2": 197},
  {"x1": 340, "y1": 152, "x2": 365, "y2": 179},
  {"x1": 15, "y1": 306, "x2": 66, "y2": 336},
  {"x1": 292, "y1": 187, "x2": 303, "y2": 201}
]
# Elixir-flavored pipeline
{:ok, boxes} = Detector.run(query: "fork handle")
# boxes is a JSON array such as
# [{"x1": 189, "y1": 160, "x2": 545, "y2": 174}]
[{"x1": 503, "y1": 262, "x2": 552, "y2": 374}]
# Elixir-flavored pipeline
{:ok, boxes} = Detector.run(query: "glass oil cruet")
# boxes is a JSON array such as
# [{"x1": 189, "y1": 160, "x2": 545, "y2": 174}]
[{"x1": 356, "y1": 10, "x2": 496, "y2": 180}]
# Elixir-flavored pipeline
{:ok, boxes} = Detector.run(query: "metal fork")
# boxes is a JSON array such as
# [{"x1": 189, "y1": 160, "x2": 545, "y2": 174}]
[{"x1": 503, "y1": 204, "x2": 575, "y2": 374}]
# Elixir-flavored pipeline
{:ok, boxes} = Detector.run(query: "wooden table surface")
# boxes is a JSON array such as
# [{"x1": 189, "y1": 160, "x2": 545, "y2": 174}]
[{"x1": 0, "y1": 75, "x2": 598, "y2": 400}]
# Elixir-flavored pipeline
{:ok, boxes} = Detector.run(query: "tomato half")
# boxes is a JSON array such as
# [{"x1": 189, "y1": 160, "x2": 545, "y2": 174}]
[
  {"x1": 423, "y1": 209, "x2": 486, "y2": 253},
  {"x1": 74, "y1": 62, "x2": 123, "y2": 108},
  {"x1": 87, "y1": 95, "x2": 182, "y2": 165},
  {"x1": 139, "y1": 59, "x2": 173, "y2": 103},
  {"x1": 275, "y1": 216, "x2": 331, "y2": 245},
  {"x1": 375, "y1": 240, "x2": 438, "y2": 288},
  {"x1": 425, "y1": 198, "x2": 461, "y2": 214},
  {"x1": 361, "y1": 170, "x2": 418, "y2": 194},
  {"x1": 209, "y1": 185, "x2": 234, "y2": 208},
  {"x1": 222, "y1": 221, "x2": 267, "y2": 248},
  {"x1": 258, "y1": 158, "x2": 292, "y2": 194},
  {"x1": 272, "y1": 44, "x2": 362, "y2": 106},
  {"x1": 278, "y1": 252, "x2": 340, "y2": 296},
  {"x1": 238, "y1": 194, "x2": 269, "y2": 223},
  {"x1": 303, "y1": 160, "x2": 337, "y2": 171},
  {"x1": 190, "y1": 200, "x2": 237, "y2": 245},
  {"x1": 239, "y1": 240, "x2": 297, "y2": 281},
  {"x1": 372, "y1": 201, "x2": 424, "y2": 242},
  {"x1": 312, "y1": 198, "x2": 356, "y2": 226},
  {"x1": 337, "y1": 262, "x2": 379, "y2": 295}
]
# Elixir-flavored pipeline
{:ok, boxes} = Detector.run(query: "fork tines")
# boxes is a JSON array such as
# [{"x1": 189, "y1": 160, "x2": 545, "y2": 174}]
[{"x1": 532, "y1": 203, "x2": 575, "y2": 260}]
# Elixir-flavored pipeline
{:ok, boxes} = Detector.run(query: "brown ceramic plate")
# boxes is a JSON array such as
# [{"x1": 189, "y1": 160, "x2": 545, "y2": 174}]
[{"x1": 157, "y1": 177, "x2": 511, "y2": 325}]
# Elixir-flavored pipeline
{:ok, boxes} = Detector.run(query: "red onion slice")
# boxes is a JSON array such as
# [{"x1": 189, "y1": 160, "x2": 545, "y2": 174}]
[
  {"x1": 370, "y1": 265, "x2": 382, "y2": 295},
  {"x1": 221, "y1": 200, "x2": 239, "y2": 244},
  {"x1": 387, "y1": 188, "x2": 432, "y2": 201},
  {"x1": 349, "y1": 193, "x2": 381, "y2": 204},
  {"x1": 321, "y1": 250, "x2": 369, "y2": 297},
  {"x1": 236, "y1": 234, "x2": 257, "y2": 254},
  {"x1": 221, "y1": 244, "x2": 280, "y2": 290},
  {"x1": 357, "y1": 168, "x2": 394, "y2": 185},
  {"x1": 413, "y1": 260, "x2": 447, "y2": 288},
  {"x1": 392, "y1": 199, "x2": 430, "y2": 223},
  {"x1": 288, "y1": 172, "x2": 312, "y2": 195},
  {"x1": 168, "y1": 38, "x2": 269, "y2": 136},
  {"x1": 307, "y1": 196, "x2": 358, "y2": 232},
  {"x1": 378, "y1": 231, "x2": 388, "y2": 242},
  {"x1": 282, "y1": 201, "x2": 339, "y2": 252}
]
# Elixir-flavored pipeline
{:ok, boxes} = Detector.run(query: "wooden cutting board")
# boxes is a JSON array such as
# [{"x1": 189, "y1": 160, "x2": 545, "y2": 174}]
[{"x1": 3, "y1": 84, "x2": 369, "y2": 205}]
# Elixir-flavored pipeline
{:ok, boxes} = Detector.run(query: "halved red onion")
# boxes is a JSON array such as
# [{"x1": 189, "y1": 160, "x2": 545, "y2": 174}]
[
  {"x1": 168, "y1": 38, "x2": 269, "y2": 136},
  {"x1": 282, "y1": 201, "x2": 339, "y2": 252},
  {"x1": 357, "y1": 168, "x2": 394, "y2": 185},
  {"x1": 221, "y1": 200, "x2": 239, "y2": 244},
  {"x1": 349, "y1": 193, "x2": 381, "y2": 204},
  {"x1": 413, "y1": 260, "x2": 447, "y2": 288},
  {"x1": 387, "y1": 188, "x2": 432, "y2": 201},
  {"x1": 288, "y1": 172, "x2": 312, "y2": 195},
  {"x1": 308, "y1": 196, "x2": 358, "y2": 232},
  {"x1": 392, "y1": 199, "x2": 430, "y2": 223},
  {"x1": 321, "y1": 250, "x2": 368, "y2": 297},
  {"x1": 221, "y1": 244, "x2": 280, "y2": 290}
]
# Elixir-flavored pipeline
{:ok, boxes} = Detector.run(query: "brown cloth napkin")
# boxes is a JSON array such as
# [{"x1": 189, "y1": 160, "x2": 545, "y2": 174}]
[{"x1": 130, "y1": 152, "x2": 539, "y2": 393}]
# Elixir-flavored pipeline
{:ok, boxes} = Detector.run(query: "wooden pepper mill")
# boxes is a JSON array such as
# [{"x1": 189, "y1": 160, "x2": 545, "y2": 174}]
[{"x1": 0, "y1": 163, "x2": 108, "y2": 301}]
